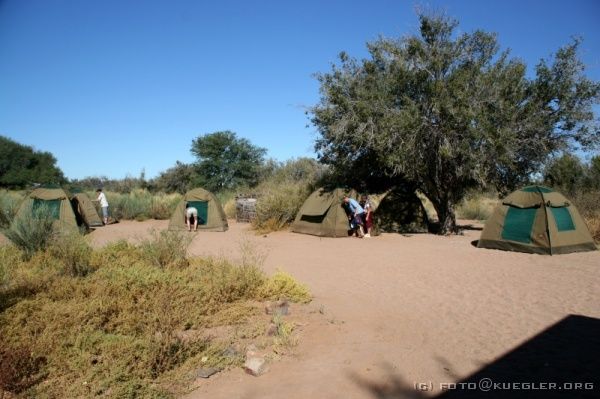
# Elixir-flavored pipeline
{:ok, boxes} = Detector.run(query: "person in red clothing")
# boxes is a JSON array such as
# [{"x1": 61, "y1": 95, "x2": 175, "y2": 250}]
[{"x1": 359, "y1": 195, "x2": 373, "y2": 238}]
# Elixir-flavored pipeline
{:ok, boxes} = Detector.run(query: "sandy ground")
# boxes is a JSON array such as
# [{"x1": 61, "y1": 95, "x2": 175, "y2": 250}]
[{"x1": 84, "y1": 221, "x2": 598, "y2": 397}]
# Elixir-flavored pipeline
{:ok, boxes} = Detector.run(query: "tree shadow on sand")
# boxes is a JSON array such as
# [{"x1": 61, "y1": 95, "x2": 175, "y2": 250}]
[{"x1": 351, "y1": 315, "x2": 600, "y2": 399}]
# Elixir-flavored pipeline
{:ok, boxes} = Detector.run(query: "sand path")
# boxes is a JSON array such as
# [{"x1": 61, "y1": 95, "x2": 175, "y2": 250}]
[{"x1": 87, "y1": 220, "x2": 600, "y2": 398}]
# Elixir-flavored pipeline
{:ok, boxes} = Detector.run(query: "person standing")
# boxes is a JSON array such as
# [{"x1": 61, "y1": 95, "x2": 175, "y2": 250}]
[
  {"x1": 343, "y1": 195, "x2": 365, "y2": 238},
  {"x1": 95, "y1": 188, "x2": 109, "y2": 225},
  {"x1": 359, "y1": 194, "x2": 373, "y2": 238}
]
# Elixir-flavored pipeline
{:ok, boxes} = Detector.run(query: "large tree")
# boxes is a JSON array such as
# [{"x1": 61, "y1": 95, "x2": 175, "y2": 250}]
[
  {"x1": 311, "y1": 13, "x2": 600, "y2": 233},
  {"x1": 190, "y1": 131, "x2": 266, "y2": 192},
  {"x1": 0, "y1": 136, "x2": 66, "y2": 188}
]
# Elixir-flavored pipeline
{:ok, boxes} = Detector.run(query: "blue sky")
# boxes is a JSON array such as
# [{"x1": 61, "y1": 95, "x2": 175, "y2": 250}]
[{"x1": 1, "y1": 0, "x2": 599, "y2": 180}]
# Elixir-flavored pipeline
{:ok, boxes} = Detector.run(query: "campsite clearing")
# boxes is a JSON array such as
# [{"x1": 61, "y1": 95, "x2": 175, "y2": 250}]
[{"x1": 87, "y1": 220, "x2": 600, "y2": 399}]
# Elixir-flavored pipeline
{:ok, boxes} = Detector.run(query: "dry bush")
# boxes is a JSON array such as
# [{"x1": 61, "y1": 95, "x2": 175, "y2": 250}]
[
  {"x1": 47, "y1": 230, "x2": 94, "y2": 277},
  {"x1": 455, "y1": 192, "x2": 497, "y2": 221},
  {"x1": 0, "y1": 342, "x2": 47, "y2": 395},
  {"x1": 4, "y1": 204, "x2": 57, "y2": 259},
  {"x1": 0, "y1": 190, "x2": 23, "y2": 228},
  {"x1": 258, "y1": 270, "x2": 312, "y2": 303},
  {"x1": 138, "y1": 229, "x2": 191, "y2": 269},
  {"x1": 223, "y1": 198, "x2": 237, "y2": 219},
  {"x1": 0, "y1": 236, "x2": 311, "y2": 397},
  {"x1": 252, "y1": 181, "x2": 310, "y2": 232},
  {"x1": 571, "y1": 190, "x2": 600, "y2": 243}
]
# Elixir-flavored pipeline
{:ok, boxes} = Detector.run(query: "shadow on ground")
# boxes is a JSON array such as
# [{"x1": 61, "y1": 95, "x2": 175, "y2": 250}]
[{"x1": 352, "y1": 315, "x2": 600, "y2": 398}]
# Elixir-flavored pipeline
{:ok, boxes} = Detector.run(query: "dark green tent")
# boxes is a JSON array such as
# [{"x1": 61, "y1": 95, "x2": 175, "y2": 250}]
[
  {"x1": 478, "y1": 186, "x2": 597, "y2": 254},
  {"x1": 291, "y1": 188, "x2": 356, "y2": 237}
]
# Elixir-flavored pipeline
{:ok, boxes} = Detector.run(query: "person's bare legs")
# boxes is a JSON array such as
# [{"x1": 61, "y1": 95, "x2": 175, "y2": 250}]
[
  {"x1": 193, "y1": 218, "x2": 197, "y2": 232},
  {"x1": 186, "y1": 218, "x2": 192, "y2": 232}
]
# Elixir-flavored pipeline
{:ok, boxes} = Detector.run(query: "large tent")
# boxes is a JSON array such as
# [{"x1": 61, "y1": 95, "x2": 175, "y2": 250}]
[
  {"x1": 70, "y1": 188, "x2": 103, "y2": 227},
  {"x1": 291, "y1": 188, "x2": 356, "y2": 237},
  {"x1": 14, "y1": 186, "x2": 79, "y2": 230},
  {"x1": 369, "y1": 187, "x2": 429, "y2": 234},
  {"x1": 478, "y1": 185, "x2": 597, "y2": 254},
  {"x1": 168, "y1": 187, "x2": 228, "y2": 231}
]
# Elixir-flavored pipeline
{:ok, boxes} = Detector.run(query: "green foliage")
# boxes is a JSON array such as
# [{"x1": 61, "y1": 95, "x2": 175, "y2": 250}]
[
  {"x1": 152, "y1": 161, "x2": 197, "y2": 194},
  {"x1": 544, "y1": 153, "x2": 586, "y2": 195},
  {"x1": 258, "y1": 270, "x2": 312, "y2": 303},
  {"x1": 311, "y1": 12, "x2": 600, "y2": 234},
  {"x1": 0, "y1": 136, "x2": 66, "y2": 189},
  {"x1": 0, "y1": 190, "x2": 24, "y2": 228},
  {"x1": 191, "y1": 131, "x2": 267, "y2": 192},
  {"x1": 4, "y1": 204, "x2": 57, "y2": 259}
]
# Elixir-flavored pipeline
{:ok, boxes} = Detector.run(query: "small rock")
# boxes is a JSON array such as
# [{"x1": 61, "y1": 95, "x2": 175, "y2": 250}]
[
  {"x1": 244, "y1": 356, "x2": 267, "y2": 376},
  {"x1": 195, "y1": 367, "x2": 220, "y2": 379},
  {"x1": 264, "y1": 299, "x2": 289, "y2": 316},
  {"x1": 266, "y1": 323, "x2": 278, "y2": 336},
  {"x1": 246, "y1": 344, "x2": 259, "y2": 357},
  {"x1": 222, "y1": 346, "x2": 239, "y2": 358}
]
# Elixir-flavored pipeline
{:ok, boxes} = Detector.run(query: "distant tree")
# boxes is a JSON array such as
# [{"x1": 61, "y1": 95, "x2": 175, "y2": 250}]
[
  {"x1": 544, "y1": 153, "x2": 585, "y2": 195},
  {"x1": 152, "y1": 161, "x2": 196, "y2": 194},
  {"x1": 587, "y1": 155, "x2": 600, "y2": 190},
  {"x1": 190, "y1": 131, "x2": 266, "y2": 192},
  {"x1": 0, "y1": 136, "x2": 66, "y2": 188},
  {"x1": 311, "y1": 13, "x2": 600, "y2": 233}
]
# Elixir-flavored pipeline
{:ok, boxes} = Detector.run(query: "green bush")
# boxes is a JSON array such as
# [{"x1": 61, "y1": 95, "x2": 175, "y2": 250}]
[
  {"x1": 102, "y1": 190, "x2": 181, "y2": 221},
  {"x1": 252, "y1": 181, "x2": 311, "y2": 232},
  {"x1": 4, "y1": 204, "x2": 57, "y2": 259}
]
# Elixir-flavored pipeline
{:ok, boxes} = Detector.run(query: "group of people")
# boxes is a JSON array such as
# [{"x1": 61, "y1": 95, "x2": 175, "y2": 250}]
[{"x1": 343, "y1": 195, "x2": 373, "y2": 238}]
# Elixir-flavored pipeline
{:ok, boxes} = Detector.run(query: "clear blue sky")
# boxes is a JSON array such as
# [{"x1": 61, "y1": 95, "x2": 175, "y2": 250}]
[{"x1": 1, "y1": 0, "x2": 599, "y2": 180}]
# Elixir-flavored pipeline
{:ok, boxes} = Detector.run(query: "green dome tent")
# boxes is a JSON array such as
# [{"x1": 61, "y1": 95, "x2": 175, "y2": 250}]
[
  {"x1": 69, "y1": 188, "x2": 103, "y2": 227},
  {"x1": 168, "y1": 187, "x2": 228, "y2": 232},
  {"x1": 478, "y1": 186, "x2": 597, "y2": 255},
  {"x1": 368, "y1": 187, "x2": 429, "y2": 234},
  {"x1": 291, "y1": 188, "x2": 356, "y2": 237},
  {"x1": 14, "y1": 186, "x2": 79, "y2": 231}
]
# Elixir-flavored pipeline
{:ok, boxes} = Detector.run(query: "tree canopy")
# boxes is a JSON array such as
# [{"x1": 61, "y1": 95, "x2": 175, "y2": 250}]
[
  {"x1": 311, "y1": 13, "x2": 600, "y2": 233},
  {"x1": 190, "y1": 131, "x2": 267, "y2": 192},
  {"x1": 0, "y1": 136, "x2": 66, "y2": 189}
]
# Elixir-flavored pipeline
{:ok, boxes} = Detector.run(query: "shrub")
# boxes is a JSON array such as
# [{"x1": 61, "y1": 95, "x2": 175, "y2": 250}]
[
  {"x1": 0, "y1": 342, "x2": 47, "y2": 395},
  {"x1": 252, "y1": 181, "x2": 310, "y2": 232},
  {"x1": 258, "y1": 270, "x2": 311, "y2": 303},
  {"x1": 139, "y1": 229, "x2": 191, "y2": 269},
  {"x1": 571, "y1": 190, "x2": 600, "y2": 243},
  {"x1": 223, "y1": 198, "x2": 237, "y2": 219},
  {"x1": 100, "y1": 190, "x2": 181, "y2": 221},
  {"x1": 455, "y1": 192, "x2": 497, "y2": 221},
  {"x1": 4, "y1": 204, "x2": 57, "y2": 259},
  {"x1": 47, "y1": 230, "x2": 94, "y2": 277},
  {"x1": 0, "y1": 190, "x2": 23, "y2": 228}
]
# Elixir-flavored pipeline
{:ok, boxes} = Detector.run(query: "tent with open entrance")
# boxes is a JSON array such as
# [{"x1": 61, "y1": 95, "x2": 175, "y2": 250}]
[
  {"x1": 168, "y1": 187, "x2": 228, "y2": 231},
  {"x1": 14, "y1": 185, "x2": 79, "y2": 230},
  {"x1": 291, "y1": 188, "x2": 357, "y2": 237},
  {"x1": 368, "y1": 187, "x2": 429, "y2": 234},
  {"x1": 478, "y1": 185, "x2": 597, "y2": 254},
  {"x1": 69, "y1": 188, "x2": 103, "y2": 227}
]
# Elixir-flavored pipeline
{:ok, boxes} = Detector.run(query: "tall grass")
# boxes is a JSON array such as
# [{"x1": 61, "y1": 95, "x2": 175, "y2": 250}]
[
  {"x1": 455, "y1": 191, "x2": 497, "y2": 221},
  {"x1": 0, "y1": 190, "x2": 24, "y2": 228},
  {"x1": 101, "y1": 189, "x2": 181, "y2": 221},
  {"x1": 0, "y1": 232, "x2": 311, "y2": 397}
]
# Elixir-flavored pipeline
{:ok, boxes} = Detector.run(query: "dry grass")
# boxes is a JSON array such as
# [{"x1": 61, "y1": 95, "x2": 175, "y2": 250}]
[
  {"x1": 455, "y1": 192, "x2": 497, "y2": 221},
  {"x1": 0, "y1": 226, "x2": 311, "y2": 397}
]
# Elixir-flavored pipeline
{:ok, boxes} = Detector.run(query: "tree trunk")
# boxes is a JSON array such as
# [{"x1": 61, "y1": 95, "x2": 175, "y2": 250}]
[{"x1": 432, "y1": 199, "x2": 457, "y2": 235}]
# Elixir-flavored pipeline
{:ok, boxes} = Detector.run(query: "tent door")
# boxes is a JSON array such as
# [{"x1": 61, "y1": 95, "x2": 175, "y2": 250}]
[{"x1": 187, "y1": 201, "x2": 208, "y2": 225}]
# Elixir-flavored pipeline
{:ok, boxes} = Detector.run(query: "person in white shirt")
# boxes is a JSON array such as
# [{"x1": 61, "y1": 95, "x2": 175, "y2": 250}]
[{"x1": 94, "y1": 188, "x2": 110, "y2": 225}]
